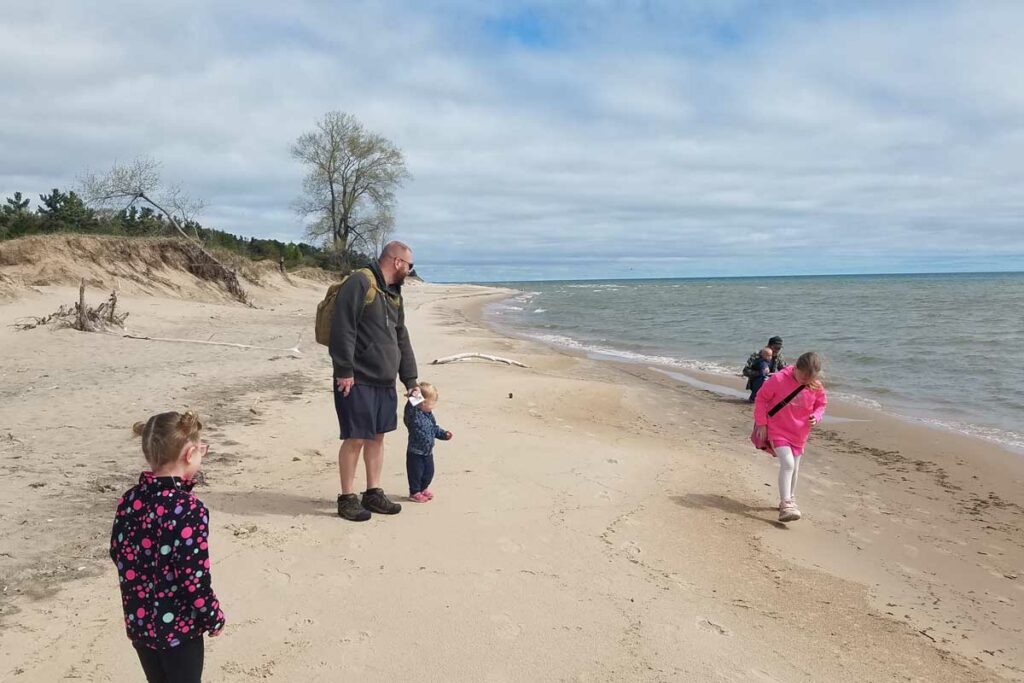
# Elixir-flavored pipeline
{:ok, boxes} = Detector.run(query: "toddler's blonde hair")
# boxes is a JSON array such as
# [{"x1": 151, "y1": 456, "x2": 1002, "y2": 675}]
[{"x1": 418, "y1": 382, "x2": 438, "y2": 401}]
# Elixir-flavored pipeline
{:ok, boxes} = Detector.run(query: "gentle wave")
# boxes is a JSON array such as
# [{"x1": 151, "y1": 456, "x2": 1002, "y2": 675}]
[
  {"x1": 527, "y1": 332, "x2": 740, "y2": 375},
  {"x1": 564, "y1": 284, "x2": 626, "y2": 289},
  {"x1": 483, "y1": 273, "x2": 1024, "y2": 455},
  {"x1": 830, "y1": 392, "x2": 884, "y2": 410},
  {"x1": 913, "y1": 418, "x2": 1024, "y2": 453},
  {"x1": 548, "y1": 331, "x2": 1024, "y2": 452},
  {"x1": 490, "y1": 308, "x2": 1024, "y2": 454}
]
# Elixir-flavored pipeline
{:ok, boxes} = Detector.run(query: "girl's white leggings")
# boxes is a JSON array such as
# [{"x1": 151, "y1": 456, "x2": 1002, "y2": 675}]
[{"x1": 775, "y1": 446, "x2": 801, "y2": 502}]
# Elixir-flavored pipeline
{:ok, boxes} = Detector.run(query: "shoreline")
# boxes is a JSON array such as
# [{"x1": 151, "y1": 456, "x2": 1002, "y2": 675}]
[
  {"x1": 1, "y1": 281, "x2": 1021, "y2": 681},
  {"x1": 471, "y1": 287, "x2": 1024, "y2": 678},
  {"x1": 481, "y1": 296, "x2": 1024, "y2": 458}
]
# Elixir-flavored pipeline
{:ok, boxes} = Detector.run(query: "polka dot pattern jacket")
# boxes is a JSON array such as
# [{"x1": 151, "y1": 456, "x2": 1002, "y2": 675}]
[{"x1": 110, "y1": 472, "x2": 226, "y2": 650}]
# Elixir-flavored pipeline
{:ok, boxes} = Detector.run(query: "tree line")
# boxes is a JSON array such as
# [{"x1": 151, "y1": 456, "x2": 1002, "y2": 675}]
[
  {"x1": 0, "y1": 188, "x2": 350, "y2": 270},
  {"x1": 0, "y1": 110, "x2": 407, "y2": 275}
]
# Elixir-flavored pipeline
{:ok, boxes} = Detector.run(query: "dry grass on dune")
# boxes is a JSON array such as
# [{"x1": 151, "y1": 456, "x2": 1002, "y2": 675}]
[{"x1": 0, "y1": 234, "x2": 321, "y2": 302}]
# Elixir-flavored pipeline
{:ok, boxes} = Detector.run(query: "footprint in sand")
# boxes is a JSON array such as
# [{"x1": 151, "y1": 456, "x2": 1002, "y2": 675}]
[
  {"x1": 491, "y1": 613, "x2": 524, "y2": 640},
  {"x1": 697, "y1": 617, "x2": 731, "y2": 636},
  {"x1": 471, "y1": 570, "x2": 502, "y2": 593},
  {"x1": 347, "y1": 532, "x2": 368, "y2": 552},
  {"x1": 496, "y1": 537, "x2": 522, "y2": 554},
  {"x1": 846, "y1": 530, "x2": 875, "y2": 547},
  {"x1": 894, "y1": 562, "x2": 920, "y2": 577},
  {"x1": 340, "y1": 630, "x2": 373, "y2": 644}
]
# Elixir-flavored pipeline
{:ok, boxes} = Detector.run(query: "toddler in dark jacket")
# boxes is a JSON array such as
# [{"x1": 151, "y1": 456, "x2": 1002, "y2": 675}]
[{"x1": 404, "y1": 381, "x2": 452, "y2": 502}]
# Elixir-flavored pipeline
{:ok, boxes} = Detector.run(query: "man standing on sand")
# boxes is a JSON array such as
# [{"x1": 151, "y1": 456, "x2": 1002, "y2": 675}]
[{"x1": 329, "y1": 241, "x2": 419, "y2": 522}]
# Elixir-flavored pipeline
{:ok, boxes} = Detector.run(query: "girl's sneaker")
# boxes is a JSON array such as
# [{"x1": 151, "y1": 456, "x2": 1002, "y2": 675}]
[
  {"x1": 779, "y1": 500, "x2": 801, "y2": 523},
  {"x1": 409, "y1": 492, "x2": 429, "y2": 503},
  {"x1": 422, "y1": 489, "x2": 434, "y2": 500}
]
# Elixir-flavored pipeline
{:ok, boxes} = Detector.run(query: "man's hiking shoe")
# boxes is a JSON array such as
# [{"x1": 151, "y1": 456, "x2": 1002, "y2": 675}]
[
  {"x1": 337, "y1": 493, "x2": 371, "y2": 522},
  {"x1": 778, "y1": 500, "x2": 801, "y2": 523},
  {"x1": 362, "y1": 488, "x2": 402, "y2": 515}
]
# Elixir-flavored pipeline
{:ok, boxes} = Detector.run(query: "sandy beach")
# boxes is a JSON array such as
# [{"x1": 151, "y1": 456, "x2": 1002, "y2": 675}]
[{"x1": 1, "y1": 270, "x2": 1022, "y2": 681}]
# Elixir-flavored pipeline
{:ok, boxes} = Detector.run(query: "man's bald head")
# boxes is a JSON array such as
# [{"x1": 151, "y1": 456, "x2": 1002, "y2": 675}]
[{"x1": 379, "y1": 241, "x2": 414, "y2": 286}]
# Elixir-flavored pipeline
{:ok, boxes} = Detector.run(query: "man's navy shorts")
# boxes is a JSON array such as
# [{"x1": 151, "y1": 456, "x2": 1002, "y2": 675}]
[{"x1": 333, "y1": 381, "x2": 398, "y2": 440}]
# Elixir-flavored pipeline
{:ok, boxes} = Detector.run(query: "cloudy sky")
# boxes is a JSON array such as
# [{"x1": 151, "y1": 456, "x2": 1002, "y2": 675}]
[{"x1": 2, "y1": 0, "x2": 1023, "y2": 281}]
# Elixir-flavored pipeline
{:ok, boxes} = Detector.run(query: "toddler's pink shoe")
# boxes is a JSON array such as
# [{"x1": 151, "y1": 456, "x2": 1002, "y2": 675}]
[
  {"x1": 422, "y1": 489, "x2": 434, "y2": 500},
  {"x1": 409, "y1": 492, "x2": 429, "y2": 503}
]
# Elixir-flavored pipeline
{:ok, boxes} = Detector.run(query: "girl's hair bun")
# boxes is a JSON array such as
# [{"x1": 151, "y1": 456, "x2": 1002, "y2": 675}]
[{"x1": 178, "y1": 410, "x2": 202, "y2": 433}]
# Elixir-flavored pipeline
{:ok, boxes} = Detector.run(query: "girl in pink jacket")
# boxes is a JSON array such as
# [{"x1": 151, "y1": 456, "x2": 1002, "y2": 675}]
[{"x1": 753, "y1": 352, "x2": 827, "y2": 523}]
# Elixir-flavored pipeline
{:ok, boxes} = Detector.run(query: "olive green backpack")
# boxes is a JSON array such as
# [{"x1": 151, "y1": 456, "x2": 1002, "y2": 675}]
[{"x1": 314, "y1": 268, "x2": 380, "y2": 346}]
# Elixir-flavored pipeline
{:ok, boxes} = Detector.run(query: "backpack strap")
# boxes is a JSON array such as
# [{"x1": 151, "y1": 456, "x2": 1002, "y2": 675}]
[
  {"x1": 353, "y1": 268, "x2": 382, "y2": 307},
  {"x1": 767, "y1": 385, "x2": 805, "y2": 418}
]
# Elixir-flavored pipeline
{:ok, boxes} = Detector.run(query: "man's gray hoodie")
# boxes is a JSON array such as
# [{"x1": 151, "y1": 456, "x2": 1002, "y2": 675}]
[{"x1": 328, "y1": 262, "x2": 418, "y2": 390}]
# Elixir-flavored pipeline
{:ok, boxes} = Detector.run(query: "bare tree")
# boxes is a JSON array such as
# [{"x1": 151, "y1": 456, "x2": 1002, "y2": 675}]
[
  {"x1": 80, "y1": 157, "x2": 204, "y2": 242},
  {"x1": 352, "y1": 208, "x2": 395, "y2": 259},
  {"x1": 80, "y1": 157, "x2": 248, "y2": 303},
  {"x1": 291, "y1": 112, "x2": 408, "y2": 259}
]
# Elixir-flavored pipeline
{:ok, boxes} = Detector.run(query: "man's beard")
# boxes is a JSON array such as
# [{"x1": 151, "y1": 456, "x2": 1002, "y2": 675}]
[{"x1": 394, "y1": 271, "x2": 407, "y2": 286}]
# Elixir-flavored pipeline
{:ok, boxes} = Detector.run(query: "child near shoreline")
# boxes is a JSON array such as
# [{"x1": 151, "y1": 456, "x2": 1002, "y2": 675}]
[
  {"x1": 110, "y1": 411, "x2": 225, "y2": 683},
  {"x1": 748, "y1": 346, "x2": 774, "y2": 402},
  {"x1": 753, "y1": 352, "x2": 828, "y2": 523},
  {"x1": 404, "y1": 382, "x2": 453, "y2": 502}
]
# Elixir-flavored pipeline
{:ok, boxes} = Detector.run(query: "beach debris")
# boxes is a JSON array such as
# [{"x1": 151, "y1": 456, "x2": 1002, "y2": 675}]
[
  {"x1": 122, "y1": 332, "x2": 301, "y2": 356},
  {"x1": 13, "y1": 282, "x2": 128, "y2": 332},
  {"x1": 697, "y1": 618, "x2": 731, "y2": 637},
  {"x1": 431, "y1": 353, "x2": 529, "y2": 368},
  {"x1": 230, "y1": 524, "x2": 258, "y2": 538}
]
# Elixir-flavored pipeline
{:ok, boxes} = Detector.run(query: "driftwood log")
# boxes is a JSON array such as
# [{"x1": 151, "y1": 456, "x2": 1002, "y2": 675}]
[
  {"x1": 122, "y1": 333, "x2": 302, "y2": 355},
  {"x1": 13, "y1": 282, "x2": 128, "y2": 332},
  {"x1": 430, "y1": 353, "x2": 529, "y2": 368}
]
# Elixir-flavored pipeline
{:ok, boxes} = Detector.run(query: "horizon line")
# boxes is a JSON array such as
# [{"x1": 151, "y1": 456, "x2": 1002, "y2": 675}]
[{"x1": 436, "y1": 268, "x2": 1024, "y2": 285}]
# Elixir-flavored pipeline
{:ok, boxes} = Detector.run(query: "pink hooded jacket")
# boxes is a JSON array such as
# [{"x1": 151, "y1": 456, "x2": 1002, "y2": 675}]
[{"x1": 754, "y1": 366, "x2": 828, "y2": 451}]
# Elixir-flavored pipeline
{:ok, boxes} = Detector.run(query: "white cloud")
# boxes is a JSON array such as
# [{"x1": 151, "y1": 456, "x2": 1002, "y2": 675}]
[{"x1": 1, "y1": 0, "x2": 1022, "y2": 280}]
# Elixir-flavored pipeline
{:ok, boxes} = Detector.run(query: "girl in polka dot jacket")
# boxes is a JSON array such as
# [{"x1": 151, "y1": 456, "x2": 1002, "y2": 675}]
[{"x1": 111, "y1": 410, "x2": 225, "y2": 683}]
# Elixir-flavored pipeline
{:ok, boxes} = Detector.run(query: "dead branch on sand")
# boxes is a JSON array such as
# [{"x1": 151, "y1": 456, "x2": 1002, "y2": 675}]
[
  {"x1": 14, "y1": 282, "x2": 128, "y2": 332},
  {"x1": 122, "y1": 333, "x2": 302, "y2": 356},
  {"x1": 430, "y1": 353, "x2": 529, "y2": 368}
]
